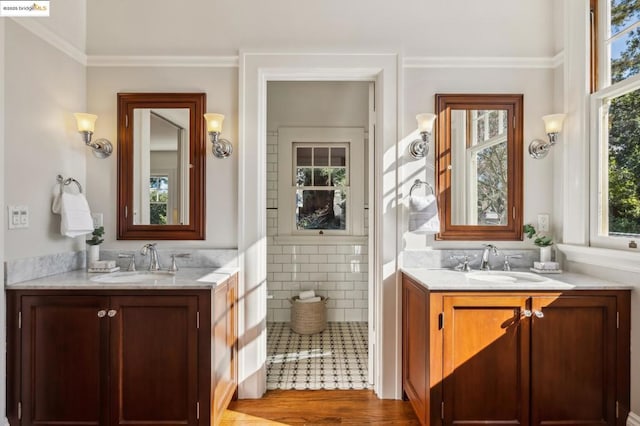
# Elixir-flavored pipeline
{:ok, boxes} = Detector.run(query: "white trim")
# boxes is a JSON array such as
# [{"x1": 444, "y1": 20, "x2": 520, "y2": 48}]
[
  {"x1": 628, "y1": 412, "x2": 640, "y2": 426},
  {"x1": 403, "y1": 55, "x2": 559, "y2": 69},
  {"x1": 87, "y1": 55, "x2": 239, "y2": 68},
  {"x1": 557, "y1": 243, "x2": 640, "y2": 274},
  {"x1": 552, "y1": 51, "x2": 565, "y2": 68},
  {"x1": 10, "y1": 18, "x2": 87, "y2": 65},
  {"x1": 239, "y1": 51, "x2": 399, "y2": 400}
]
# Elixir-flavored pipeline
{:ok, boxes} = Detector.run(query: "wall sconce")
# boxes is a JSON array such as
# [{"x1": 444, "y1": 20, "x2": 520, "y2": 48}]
[
  {"x1": 409, "y1": 113, "x2": 437, "y2": 159},
  {"x1": 528, "y1": 113, "x2": 566, "y2": 159},
  {"x1": 73, "y1": 113, "x2": 113, "y2": 159},
  {"x1": 204, "y1": 113, "x2": 233, "y2": 159}
]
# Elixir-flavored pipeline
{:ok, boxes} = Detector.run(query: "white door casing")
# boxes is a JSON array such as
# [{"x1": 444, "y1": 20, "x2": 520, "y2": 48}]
[{"x1": 238, "y1": 51, "x2": 401, "y2": 399}]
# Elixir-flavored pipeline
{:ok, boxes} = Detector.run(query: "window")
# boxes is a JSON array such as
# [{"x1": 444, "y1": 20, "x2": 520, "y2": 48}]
[
  {"x1": 591, "y1": 0, "x2": 640, "y2": 248},
  {"x1": 294, "y1": 145, "x2": 348, "y2": 230},
  {"x1": 277, "y1": 127, "x2": 365, "y2": 237}
]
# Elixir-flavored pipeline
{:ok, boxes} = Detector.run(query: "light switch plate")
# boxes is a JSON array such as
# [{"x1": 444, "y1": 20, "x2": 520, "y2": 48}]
[{"x1": 8, "y1": 205, "x2": 28, "y2": 229}]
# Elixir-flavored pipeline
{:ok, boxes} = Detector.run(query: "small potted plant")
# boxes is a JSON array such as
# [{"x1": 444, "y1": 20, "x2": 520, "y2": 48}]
[
  {"x1": 86, "y1": 226, "x2": 104, "y2": 265},
  {"x1": 523, "y1": 224, "x2": 553, "y2": 262}
]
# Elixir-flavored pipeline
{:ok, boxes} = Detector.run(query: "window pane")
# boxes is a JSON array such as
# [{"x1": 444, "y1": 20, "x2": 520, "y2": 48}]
[
  {"x1": 297, "y1": 147, "x2": 312, "y2": 166},
  {"x1": 606, "y1": 87, "x2": 640, "y2": 236},
  {"x1": 332, "y1": 167, "x2": 347, "y2": 186},
  {"x1": 611, "y1": 0, "x2": 640, "y2": 36},
  {"x1": 331, "y1": 147, "x2": 346, "y2": 166},
  {"x1": 611, "y1": 29, "x2": 640, "y2": 83},
  {"x1": 476, "y1": 142, "x2": 508, "y2": 225},
  {"x1": 313, "y1": 168, "x2": 331, "y2": 186},
  {"x1": 150, "y1": 204, "x2": 167, "y2": 225},
  {"x1": 296, "y1": 189, "x2": 346, "y2": 230},
  {"x1": 296, "y1": 168, "x2": 312, "y2": 186},
  {"x1": 314, "y1": 147, "x2": 329, "y2": 166}
]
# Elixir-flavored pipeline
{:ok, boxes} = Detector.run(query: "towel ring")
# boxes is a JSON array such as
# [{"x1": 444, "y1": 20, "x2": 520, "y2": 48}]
[
  {"x1": 409, "y1": 179, "x2": 434, "y2": 196},
  {"x1": 57, "y1": 174, "x2": 83, "y2": 194}
]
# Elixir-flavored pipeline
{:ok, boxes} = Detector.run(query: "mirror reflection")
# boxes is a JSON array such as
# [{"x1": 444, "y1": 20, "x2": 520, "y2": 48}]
[
  {"x1": 435, "y1": 93, "x2": 523, "y2": 241},
  {"x1": 132, "y1": 109, "x2": 190, "y2": 225},
  {"x1": 450, "y1": 109, "x2": 508, "y2": 226}
]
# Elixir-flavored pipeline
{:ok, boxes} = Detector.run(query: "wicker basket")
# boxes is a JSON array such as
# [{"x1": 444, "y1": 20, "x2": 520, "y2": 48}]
[{"x1": 289, "y1": 296, "x2": 329, "y2": 335}]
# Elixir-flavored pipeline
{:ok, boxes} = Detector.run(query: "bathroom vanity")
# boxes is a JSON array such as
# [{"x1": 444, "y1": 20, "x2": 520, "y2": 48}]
[
  {"x1": 5, "y1": 268, "x2": 238, "y2": 426},
  {"x1": 401, "y1": 268, "x2": 632, "y2": 426}
]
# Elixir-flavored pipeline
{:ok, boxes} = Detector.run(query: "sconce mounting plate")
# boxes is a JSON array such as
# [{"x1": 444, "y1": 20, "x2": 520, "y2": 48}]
[
  {"x1": 528, "y1": 139, "x2": 550, "y2": 159},
  {"x1": 91, "y1": 138, "x2": 113, "y2": 159}
]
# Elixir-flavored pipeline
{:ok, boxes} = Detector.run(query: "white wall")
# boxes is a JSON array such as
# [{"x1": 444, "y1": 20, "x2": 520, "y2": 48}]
[
  {"x1": 86, "y1": 66, "x2": 238, "y2": 248},
  {"x1": 402, "y1": 67, "x2": 555, "y2": 250},
  {"x1": 4, "y1": 21, "x2": 87, "y2": 260},
  {"x1": 86, "y1": 0, "x2": 554, "y2": 57}
]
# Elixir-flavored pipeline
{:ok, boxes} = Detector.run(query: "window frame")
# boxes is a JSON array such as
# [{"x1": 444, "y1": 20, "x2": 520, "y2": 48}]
[
  {"x1": 293, "y1": 142, "x2": 350, "y2": 233},
  {"x1": 590, "y1": 0, "x2": 640, "y2": 249},
  {"x1": 277, "y1": 127, "x2": 365, "y2": 238}
]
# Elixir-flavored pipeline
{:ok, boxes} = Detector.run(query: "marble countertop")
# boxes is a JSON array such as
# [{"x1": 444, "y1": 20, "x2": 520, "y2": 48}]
[
  {"x1": 5, "y1": 267, "x2": 239, "y2": 290},
  {"x1": 400, "y1": 267, "x2": 633, "y2": 291}
]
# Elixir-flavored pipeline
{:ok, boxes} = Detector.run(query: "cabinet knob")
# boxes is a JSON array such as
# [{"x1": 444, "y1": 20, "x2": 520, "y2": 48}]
[
  {"x1": 522, "y1": 309, "x2": 532, "y2": 318},
  {"x1": 534, "y1": 310, "x2": 544, "y2": 318},
  {"x1": 107, "y1": 309, "x2": 117, "y2": 318},
  {"x1": 97, "y1": 310, "x2": 106, "y2": 318}
]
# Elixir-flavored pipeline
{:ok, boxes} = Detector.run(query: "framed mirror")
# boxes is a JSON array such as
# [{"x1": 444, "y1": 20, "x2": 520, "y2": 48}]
[
  {"x1": 435, "y1": 94, "x2": 523, "y2": 240},
  {"x1": 117, "y1": 93, "x2": 206, "y2": 239}
]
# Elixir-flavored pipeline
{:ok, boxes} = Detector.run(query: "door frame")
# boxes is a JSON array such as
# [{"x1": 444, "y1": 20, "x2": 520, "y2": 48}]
[{"x1": 237, "y1": 51, "x2": 401, "y2": 399}]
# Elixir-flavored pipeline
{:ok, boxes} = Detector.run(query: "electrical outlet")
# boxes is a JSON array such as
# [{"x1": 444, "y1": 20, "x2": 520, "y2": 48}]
[
  {"x1": 92, "y1": 213, "x2": 103, "y2": 228},
  {"x1": 537, "y1": 214, "x2": 550, "y2": 232}
]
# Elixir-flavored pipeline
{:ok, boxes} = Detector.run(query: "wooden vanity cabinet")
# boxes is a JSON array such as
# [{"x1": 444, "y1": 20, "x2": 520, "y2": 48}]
[
  {"x1": 401, "y1": 273, "x2": 631, "y2": 426},
  {"x1": 7, "y1": 275, "x2": 238, "y2": 426},
  {"x1": 212, "y1": 273, "x2": 237, "y2": 425}
]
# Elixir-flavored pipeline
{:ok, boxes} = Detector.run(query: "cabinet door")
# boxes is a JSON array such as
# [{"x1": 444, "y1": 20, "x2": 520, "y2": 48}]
[
  {"x1": 109, "y1": 295, "x2": 199, "y2": 426},
  {"x1": 402, "y1": 276, "x2": 429, "y2": 425},
  {"x1": 212, "y1": 277, "x2": 237, "y2": 425},
  {"x1": 442, "y1": 295, "x2": 530, "y2": 426},
  {"x1": 530, "y1": 295, "x2": 617, "y2": 426},
  {"x1": 20, "y1": 295, "x2": 109, "y2": 426}
]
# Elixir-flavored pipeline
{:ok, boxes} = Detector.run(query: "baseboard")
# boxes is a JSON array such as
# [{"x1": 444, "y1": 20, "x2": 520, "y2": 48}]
[{"x1": 628, "y1": 411, "x2": 640, "y2": 426}]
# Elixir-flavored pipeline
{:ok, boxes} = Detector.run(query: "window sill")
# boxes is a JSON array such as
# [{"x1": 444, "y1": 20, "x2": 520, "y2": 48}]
[
  {"x1": 557, "y1": 243, "x2": 640, "y2": 274},
  {"x1": 273, "y1": 235, "x2": 368, "y2": 246}
]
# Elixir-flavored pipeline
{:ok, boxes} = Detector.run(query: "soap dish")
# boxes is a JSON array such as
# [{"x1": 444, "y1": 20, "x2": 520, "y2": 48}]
[{"x1": 530, "y1": 267, "x2": 562, "y2": 274}]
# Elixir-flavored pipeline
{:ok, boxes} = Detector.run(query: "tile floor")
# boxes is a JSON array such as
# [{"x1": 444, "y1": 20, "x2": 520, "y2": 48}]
[{"x1": 266, "y1": 322, "x2": 371, "y2": 390}]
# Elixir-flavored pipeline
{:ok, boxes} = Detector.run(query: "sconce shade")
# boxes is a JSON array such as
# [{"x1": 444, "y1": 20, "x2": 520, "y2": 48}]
[
  {"x1": 542, "y1": 113, "x2": 566, "y2": 134},
  {"x1": 416, "y1": 113, "x2": 437, "y2": 134},
  {"x1": 74, "y1": 113, "x2": 97, "y2": 133},
  {"x1": 204, "y1": 113, "x2": 224, "y2": 133}
]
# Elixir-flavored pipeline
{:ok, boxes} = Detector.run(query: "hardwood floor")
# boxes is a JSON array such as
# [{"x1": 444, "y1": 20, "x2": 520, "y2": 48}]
[{"x1": 224, "y1": 390, "x2": 420, "y2": 425}]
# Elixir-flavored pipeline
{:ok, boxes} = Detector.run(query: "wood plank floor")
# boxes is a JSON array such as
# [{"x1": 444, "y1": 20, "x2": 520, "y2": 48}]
[{"x1": 223, "y1": 390, "x2": 420, "y2": 425}]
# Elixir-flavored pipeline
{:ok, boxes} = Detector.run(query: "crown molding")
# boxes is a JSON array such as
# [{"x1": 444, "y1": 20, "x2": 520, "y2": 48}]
[
  {"x1": 86, "y1": 55, "x2": 239, "y2": 67},
  {"x1": 11, "y1": 18, "x2": 87, "y2": 65},
  {"x1": 404, "y1": 54, "x2": 561, "y2": 69}
]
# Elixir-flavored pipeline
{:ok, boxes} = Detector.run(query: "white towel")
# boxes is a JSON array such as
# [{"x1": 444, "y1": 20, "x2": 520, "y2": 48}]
[
  {"x1": 408, "y1": 194, "x2": 440, "y2": 234},
  {"x1": 299, "y1": 290, "x2": 316, "y2": 300},
  {"x1": 53, "y1": 192, "x2": 94, "y2": 237},
  {"x1": 297, "y1": 296, "x2": 322, "y2": 304}
]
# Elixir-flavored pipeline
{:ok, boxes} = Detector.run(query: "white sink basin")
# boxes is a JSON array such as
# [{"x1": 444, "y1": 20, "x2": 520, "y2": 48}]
[
  {"x1": 467, "y1": 271, "x2": 550, "y2": 284},
  {"x1": 90, "y1": 271, "x2": 176, "y2": 284}
]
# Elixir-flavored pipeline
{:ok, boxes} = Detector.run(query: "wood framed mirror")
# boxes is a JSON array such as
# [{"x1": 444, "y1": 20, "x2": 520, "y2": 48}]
[
  {"x1": 117, "y1": 93, "x2": 206, "y2": 240},
  {"x1": 435, "y1": 94, "x2": 523, "y2": 240}
]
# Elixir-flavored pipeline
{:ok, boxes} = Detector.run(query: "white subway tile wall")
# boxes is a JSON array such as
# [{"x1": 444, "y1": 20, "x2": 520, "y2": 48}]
[{"x1": 267, "y1": 133, "x2": 369, "y2": 323}]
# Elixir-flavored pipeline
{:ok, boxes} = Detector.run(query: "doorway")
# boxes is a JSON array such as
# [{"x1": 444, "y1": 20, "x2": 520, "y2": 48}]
[
  {"x1": 238, "y1": 52, "x2": 400, "y2": 399},
  {"x1": 265, "y1": 81, "x2": 372, "y2": 390}
]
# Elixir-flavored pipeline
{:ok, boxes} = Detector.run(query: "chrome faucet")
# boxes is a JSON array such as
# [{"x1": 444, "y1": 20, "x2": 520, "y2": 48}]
[
  {"x1": 140, "y1": 243, "x2": 161, "y2": 271},
  {"x1": 479, "y1": 244, "x2": 498, "y2": 270}
]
